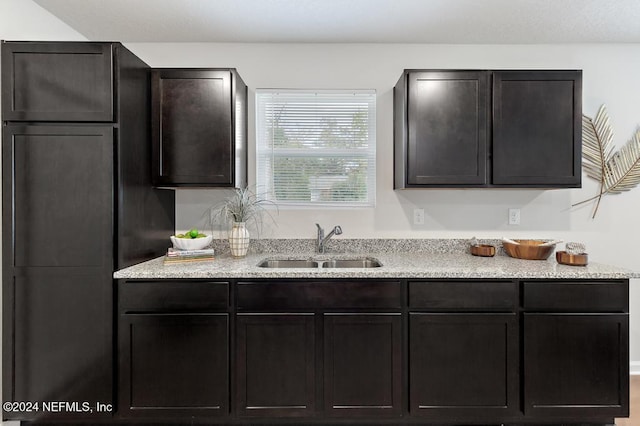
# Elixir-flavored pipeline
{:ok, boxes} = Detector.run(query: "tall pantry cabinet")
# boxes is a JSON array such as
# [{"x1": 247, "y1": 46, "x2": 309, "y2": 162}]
[{"x1": 1, "y1": 41, "x2": 175, "y2": 421}]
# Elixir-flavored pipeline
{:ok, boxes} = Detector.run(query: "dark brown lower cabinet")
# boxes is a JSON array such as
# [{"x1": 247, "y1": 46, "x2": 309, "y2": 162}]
[
  {"x1": 410, "y1": 313, "x2": 519, "y2": 420},
  {"x1": 112, "y1": 278, "x2": 629, "y2": 426},
  {"x1": 236, "y1": 314, "x2": 316, "y2": 417},
  {"x1": 119, "y1": 313, "x2": 229, "y2": 417},
  {"x1": 524, "y1": 313, "x2": 629, "y2": 418},
  {"x1": 323, "y1": 314, "x2": 402, "y2": 417}
]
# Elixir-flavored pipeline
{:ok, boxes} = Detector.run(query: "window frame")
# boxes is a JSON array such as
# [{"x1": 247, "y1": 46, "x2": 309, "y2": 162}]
[{"x1": 255, "y1": 89, "x2": 376, "y2": 208}]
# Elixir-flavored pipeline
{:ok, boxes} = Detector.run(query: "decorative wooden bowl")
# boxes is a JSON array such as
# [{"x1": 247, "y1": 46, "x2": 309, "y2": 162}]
[
  {"x1": 502, "y1": 239, "x2": 555, "y2": 260},
  {"x1": 470, "y1": 244, "x2": 496, "y2": 257},
  {"x1": 556, "y1": 251, "x2": 588, "y2": 266}
]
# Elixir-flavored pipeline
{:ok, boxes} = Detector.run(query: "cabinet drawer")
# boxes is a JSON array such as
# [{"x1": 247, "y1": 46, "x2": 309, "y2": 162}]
[
  {"x1": 119, "y1": 281, "x2": 229, "y2": 312},
  {"x1": 409, "y1": 281, "x2": 517, "y2": 311},
  {"x1": 523, "y1": 281, "x2": 628, "y2": 312},
  {"x1": 237, "y1": 281, "x2": 402, "y2": 310}
]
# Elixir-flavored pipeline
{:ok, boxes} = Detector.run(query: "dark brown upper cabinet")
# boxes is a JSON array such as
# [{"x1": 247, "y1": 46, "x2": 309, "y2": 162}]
[
  {"x1": 1, "y1": 42, "x2": 114, "y2": 122},
  {"x1": 493, "y1": 71, "x2": 582, "y2": 186},
  {"x1": 151, "y1": 69, "x2": 247, "y2": 187},
  {"x1": 394, "y1": 69, "x2": 582, "y2": 189},
  {"x1": 395, "y1": 71, "x2": 489, "y2": 187}
]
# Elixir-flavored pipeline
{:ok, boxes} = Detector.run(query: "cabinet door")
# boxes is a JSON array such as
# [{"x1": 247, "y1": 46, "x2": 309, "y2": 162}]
[
  {"x1": 152, "y1": 69, "x2": 236, "y2": 186},
  {"x1": 409, "y1": 313, "x2": 518, "y2": 420},
  {"x1": 1, "y1": 42, "x2": 113, "y2": 122},
  {"x1": 119, "y1": 314, "x2": 229, "y2": 417},
  {"x1": 4, "y1": 271, "x2": 113, "y2": 422},
  {"x1": 324, "y1": 314, "x2": 402, "y2": 417},
  {"x1": 405, "y1": 71, "x2": 489, "y2": 186},
  {"x1": 524, "y1": 313, "x2": 629, "y2": 418},
  {"x1": 236, "y1": 314, "x2": 315, "y2": 417},
  {"x1": 3, "y1": 125, "x2": 113, "y2": 268},
  {"x1": 492, "y1": 70, "x2": 582, "y2": 186},
  {"x1": 3, "y1": 125, "x2": 114, "y2": 421}
]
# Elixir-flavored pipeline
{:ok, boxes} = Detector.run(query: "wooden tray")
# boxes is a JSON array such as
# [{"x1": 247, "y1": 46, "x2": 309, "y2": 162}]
[
  {"x1": 470, "y1": 244, "x2": 496, "y2": 257},
  {"x1": 556, "y1": 251, "x2": 588, "y2": 266}
]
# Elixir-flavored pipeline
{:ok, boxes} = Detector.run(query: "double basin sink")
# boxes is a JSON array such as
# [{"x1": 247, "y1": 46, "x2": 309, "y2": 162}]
[{"x1": 258, "y1": 258, "x2": 382, "y2": 269}]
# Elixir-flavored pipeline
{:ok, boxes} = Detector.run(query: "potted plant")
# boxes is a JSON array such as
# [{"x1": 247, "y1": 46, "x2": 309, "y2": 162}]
[{"x1": 207, "y1": 187, "x2": 276, "y2": 258}]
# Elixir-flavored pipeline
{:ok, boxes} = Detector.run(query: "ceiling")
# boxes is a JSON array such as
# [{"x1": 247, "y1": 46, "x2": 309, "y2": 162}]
[{"x1": 34, "y1": 0, "x2": 640, "y2": 44}]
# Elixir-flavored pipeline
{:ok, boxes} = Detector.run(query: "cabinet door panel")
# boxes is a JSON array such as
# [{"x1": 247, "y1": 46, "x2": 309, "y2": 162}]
[
  {"x1": 1, "y1": 42, "x2": 113, "y2": 122},
  {"x1": 407, "y1": 71, "x2": 488, "y2": 186},
  {"x1": 8, "y1": 271, "x2": 112, "y2": 421},
  {"x1": 493, "y1": 70, "x2": 581, "y2": 186},
  {"x1": 119, "y1": 313, "x2": 228, "y2": 417},
  {"x1": 3, "y1": 126, "x2": 113, "y2": 268},
  {"x1": 152, "y1": 70, "x2": 234, "y2": 186},
  {"x1": 324, "y1": 314, "x2": 402, "y2": 417},
  {"x1": 524, "y1": 313, "x2": 629, "y2": 418},
  {"x1": 236, "y1": 314, "x2": 315, "y2": 417},
  {"x1": 410, "y1": 313, "x2": 518, "y2": 420}
]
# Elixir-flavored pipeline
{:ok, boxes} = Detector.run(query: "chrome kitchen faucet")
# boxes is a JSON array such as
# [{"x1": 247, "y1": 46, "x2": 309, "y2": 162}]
[{"x1": 316, "y1": 223, "x2": 343, "y2": 253}]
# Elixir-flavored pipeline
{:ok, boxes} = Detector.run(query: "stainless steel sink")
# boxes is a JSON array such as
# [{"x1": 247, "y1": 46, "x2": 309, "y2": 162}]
[
  {"x1": 257, "y1": 259, "x2": 320, "y2": 268},
  {"x1": 257, "y1": 258, "x2": 381, "y2": 268},
  {"x1": 322, "y1": 259, "x2": 382, "y2": 268}
]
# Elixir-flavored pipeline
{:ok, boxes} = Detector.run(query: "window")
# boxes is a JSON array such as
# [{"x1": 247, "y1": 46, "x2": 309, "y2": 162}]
[{"x1": 256, "y1": 89, "x2": 376, "y2": 207}]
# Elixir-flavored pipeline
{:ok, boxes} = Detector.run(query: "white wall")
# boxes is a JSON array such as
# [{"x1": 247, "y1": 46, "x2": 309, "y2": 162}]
[
  {"x1": 0, "y1": 0, "x2": 87, "y2": 41},
  {"x1": 128, "y1": 42, "x2": 640, "y2": 363}
]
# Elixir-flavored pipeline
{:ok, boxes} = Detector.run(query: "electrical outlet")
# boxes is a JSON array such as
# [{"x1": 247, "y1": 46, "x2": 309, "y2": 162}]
[
  {"x1": 508, "y1": 208, "x2": 521, "y2": 225},
  {"x1": 413, "y1": 208, "x2": 425, "y2": 225}
]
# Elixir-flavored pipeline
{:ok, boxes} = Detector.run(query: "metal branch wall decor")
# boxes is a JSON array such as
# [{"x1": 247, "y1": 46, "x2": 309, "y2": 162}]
[{"x1": 574, "y1": 105, "x2": 640, "y2": 218}]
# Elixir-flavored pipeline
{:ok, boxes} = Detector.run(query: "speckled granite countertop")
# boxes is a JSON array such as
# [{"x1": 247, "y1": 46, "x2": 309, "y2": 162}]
[{"x1": 114, "y1": 239, "x2": 637, "y2": 280}]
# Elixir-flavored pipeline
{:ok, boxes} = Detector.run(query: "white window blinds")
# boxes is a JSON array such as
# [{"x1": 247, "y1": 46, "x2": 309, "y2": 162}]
[{"x1": 256, "y1": 89, "x2": 376, "y2": 207}]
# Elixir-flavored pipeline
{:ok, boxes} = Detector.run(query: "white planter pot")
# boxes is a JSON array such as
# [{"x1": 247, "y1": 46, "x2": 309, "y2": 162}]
[{"x1": 229, "y1": 222, "x2": 250, "y2": 258}]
